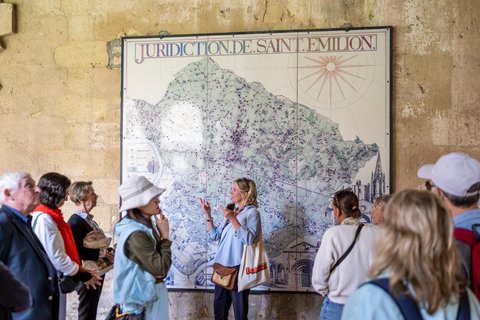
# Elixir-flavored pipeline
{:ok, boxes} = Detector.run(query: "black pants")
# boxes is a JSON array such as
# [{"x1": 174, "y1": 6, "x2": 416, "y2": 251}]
[
  {"x1": 213, "y1": 285, "x2": 250, "y2": 320},
  {"x1": 77, "y1": 278, "x2": 104, "y2": 320}
]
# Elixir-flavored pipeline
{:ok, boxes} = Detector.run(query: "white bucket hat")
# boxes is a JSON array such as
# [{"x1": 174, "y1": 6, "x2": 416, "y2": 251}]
[
  {"x1": 417, "y1": 152, "x2": 480, "y2": 197},
  {"x1": 118, "y1": 176, "x2": 166, "y2": 213}
]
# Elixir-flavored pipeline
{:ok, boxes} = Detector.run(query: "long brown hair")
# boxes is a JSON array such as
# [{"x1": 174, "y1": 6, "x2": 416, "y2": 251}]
[{"x1": 369, "y1": 189, "x2": 466, "y2": 314}]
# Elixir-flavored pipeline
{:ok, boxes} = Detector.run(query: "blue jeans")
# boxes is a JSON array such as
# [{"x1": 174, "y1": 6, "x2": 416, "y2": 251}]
[{"x1": 320, "y1": 296, "x2": 344, "y2": 320}]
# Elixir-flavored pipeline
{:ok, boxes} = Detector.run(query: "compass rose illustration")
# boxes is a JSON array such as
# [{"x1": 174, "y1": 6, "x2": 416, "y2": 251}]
[{"x1": 297, "y1": 55, "x2": 373, "y2": 108}]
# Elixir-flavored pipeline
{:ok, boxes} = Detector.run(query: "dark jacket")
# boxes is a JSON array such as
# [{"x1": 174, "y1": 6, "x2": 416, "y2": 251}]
[
  {"x1": 0, "y1": 260, "x2": 32, "y2": 320},
  {"x1": 68, "y1": 214, "x2": 100, "y2": 261},
  {"x1": 0, "y1": 205, "x2": 58, "y2": 320}
]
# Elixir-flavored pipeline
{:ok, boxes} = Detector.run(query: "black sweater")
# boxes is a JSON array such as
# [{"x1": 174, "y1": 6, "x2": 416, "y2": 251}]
[{"x1": 67, "y1": 214, "x2": 101, "y2": 261}]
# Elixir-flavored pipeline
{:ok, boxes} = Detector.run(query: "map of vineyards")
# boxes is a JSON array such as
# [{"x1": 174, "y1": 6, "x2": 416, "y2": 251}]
[{"x1": 122, "y1": 29, "x2": 391, "y2": 291}]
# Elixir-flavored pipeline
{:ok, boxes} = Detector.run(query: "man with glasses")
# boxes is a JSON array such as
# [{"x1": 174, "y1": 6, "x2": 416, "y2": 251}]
[{"x1": 417, "y1": 152, "x2": 480, "y2": 283}]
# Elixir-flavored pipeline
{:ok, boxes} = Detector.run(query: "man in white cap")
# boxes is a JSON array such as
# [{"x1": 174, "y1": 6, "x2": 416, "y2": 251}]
[{"x1": 417, "y1": 152, "x2": 480, "y2": 282}]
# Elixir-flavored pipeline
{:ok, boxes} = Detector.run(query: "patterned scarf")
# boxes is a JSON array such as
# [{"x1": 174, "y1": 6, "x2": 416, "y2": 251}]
[{"x1": 341, "y1": 217, "x2": 361, "y2": 226}]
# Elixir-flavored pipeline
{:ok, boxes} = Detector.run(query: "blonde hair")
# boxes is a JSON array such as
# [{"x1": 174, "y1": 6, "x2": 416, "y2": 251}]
[
  {"x1": 234, "y1": 177, "x2": 258, "y2": 208},
  {"x1": 369, "y1": 189, "x2": 465, "y2": 314}
]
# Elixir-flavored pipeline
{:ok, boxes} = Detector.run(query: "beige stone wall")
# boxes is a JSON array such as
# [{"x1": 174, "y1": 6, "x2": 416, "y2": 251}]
[{"x1": 1, "y1": 0, "x2": 479, "y2": 319}]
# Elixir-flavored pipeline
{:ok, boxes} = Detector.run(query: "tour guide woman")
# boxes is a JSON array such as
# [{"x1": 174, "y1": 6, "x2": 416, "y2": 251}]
[
  {"x1": 200, "y1": 177, "x2": 261, "y2": 320},
  {"x1": 113, "y1": 176, "x2": 172, "y2": 320}
]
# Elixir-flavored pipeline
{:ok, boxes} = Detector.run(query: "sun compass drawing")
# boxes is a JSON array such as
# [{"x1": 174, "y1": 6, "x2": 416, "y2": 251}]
[{"x1": 298, "y1": 55, "x2": 373, "y2": 107}]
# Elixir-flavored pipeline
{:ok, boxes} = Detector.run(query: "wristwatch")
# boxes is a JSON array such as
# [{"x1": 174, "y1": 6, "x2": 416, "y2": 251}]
[{"x1": 206, "y1": 218, "x2": 213, "y2": 222}]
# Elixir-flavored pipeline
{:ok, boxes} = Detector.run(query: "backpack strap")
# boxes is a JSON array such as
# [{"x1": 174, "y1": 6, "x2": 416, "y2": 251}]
[
  {"x1": 31, "y1": 211, "x2": 46, "y2": 231},
  {"x1": 472, "y1": 224, "x2": 480, "y2": 242},
  {"x1": 455, "y1": 227, "x2": 480, "y2": 301},
  {"x1": 457, "y1": 290, "x2": 470, "y2": 320},
  {"x1": 455, "y1": 228, "x2": 477, "y2": 247},
  {"x1": 329, "y1": 224, "x2": 363, "y2": 274},
  {"x1": 368, "y1": 278, "x2": 422, "y2": 320},
  {"x1": 367, "y1": 278, "x2": 470, "y2": 320}
]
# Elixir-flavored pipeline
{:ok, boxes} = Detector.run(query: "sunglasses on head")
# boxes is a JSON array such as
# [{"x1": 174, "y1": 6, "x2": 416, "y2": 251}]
[
  {"x1": 241, "y1": 177, "x2": 250, "y2": 191},
  {"x1": 425, "y1": 181, "x2": 436, "y2": 191}
]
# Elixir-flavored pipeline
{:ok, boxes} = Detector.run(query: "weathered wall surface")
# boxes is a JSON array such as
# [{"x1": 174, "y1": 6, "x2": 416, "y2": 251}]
[{"x1": 0, "y1": 0, "x2": 479, "y2": 319}]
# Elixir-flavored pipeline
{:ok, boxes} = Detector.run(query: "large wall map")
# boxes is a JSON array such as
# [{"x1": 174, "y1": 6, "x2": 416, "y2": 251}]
[{"x1": 122, "y1": 28, "x2": 391, "y2": 292}]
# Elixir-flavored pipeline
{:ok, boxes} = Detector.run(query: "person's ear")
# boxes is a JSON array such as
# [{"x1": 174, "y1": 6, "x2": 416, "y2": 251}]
[
  {"x1": 434, "y1": 188, "x2": 445, "y2": 199},
  {"x1": 3, "y1": 189, "x2": 11, "y2": 199}
]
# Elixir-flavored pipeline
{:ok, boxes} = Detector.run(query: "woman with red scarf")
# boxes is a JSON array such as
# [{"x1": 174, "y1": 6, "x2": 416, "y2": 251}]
[{"x1": 31, "y1": 172, "x2": 101, "y2": 320}]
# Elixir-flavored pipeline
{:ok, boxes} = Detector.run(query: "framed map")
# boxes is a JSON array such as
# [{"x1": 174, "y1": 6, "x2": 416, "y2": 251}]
[{"x1": 121, "y1": 27, "x2": 392, "y2": 292}]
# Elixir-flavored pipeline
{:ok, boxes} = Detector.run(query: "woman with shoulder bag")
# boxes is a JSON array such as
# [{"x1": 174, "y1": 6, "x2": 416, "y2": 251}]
[
  {"x1": 68, "y1": 181, "x2": 115, "y2": 320},
  {"x1": 312, "y1": 188, "x2": 379, "y2": 320},
  {"x1": 200, "y1": 177, "x2": 262, "y2": 320},
  {"x1": 31, "y1": 172, "x2": 102, "y2": 320},
  {"x1": 113, "y1": 176, "x2": 172, "y2": 320}
]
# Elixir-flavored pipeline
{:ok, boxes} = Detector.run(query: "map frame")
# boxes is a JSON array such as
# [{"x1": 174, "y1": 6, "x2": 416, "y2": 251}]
[{"x1": 120, "y1": 27, "x2": 392, "y2": 292}]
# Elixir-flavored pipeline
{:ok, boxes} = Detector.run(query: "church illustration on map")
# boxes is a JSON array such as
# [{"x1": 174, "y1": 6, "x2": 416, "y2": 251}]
[{"x1": 269, "y1": 153, "x2": 387, "y2": 291}]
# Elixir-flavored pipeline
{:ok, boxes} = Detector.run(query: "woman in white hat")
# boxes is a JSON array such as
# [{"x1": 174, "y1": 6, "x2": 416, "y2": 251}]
[{"x1": 113, "y1": 176, "x2": 171, "y2": 320}]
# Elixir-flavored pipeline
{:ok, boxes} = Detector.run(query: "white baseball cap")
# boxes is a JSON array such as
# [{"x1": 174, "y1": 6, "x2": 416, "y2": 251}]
[
  {"x1": 417, "y1": 152, "x2": 480, "y2": 197},
  {"x1": 118, "y1": 176, "x2": 165, "y2": 212}
]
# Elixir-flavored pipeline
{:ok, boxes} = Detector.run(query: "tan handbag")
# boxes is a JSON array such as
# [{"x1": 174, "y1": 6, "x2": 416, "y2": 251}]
[{"x1": 211, "y1": 263, "x2": 238, "y2": 290}]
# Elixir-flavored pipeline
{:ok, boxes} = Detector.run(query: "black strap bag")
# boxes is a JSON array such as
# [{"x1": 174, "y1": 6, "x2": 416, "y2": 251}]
[{"x1": 329, "y1": 224, "x2": 364, "y2": 274}]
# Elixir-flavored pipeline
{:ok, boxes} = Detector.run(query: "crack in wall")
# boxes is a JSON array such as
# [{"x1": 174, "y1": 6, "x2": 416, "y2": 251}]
[
  {"x1": 0, "y1": 2, "x2": 16, "y2": 90},
  {"x1": 262, "y1": 0, "x2": 268, "y2": 22}
]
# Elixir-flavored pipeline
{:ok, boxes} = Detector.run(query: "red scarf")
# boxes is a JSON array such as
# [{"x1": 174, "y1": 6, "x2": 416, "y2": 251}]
[{"x1": 34, "y1": 204, "x2": 81, "y2": 266}]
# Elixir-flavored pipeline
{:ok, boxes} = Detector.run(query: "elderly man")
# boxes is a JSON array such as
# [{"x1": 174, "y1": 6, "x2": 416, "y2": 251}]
[
  {"x1": 418, "y1": 152, "x2": 480, "y2": 289},
  {"x1": 0, "y1": 172, "x2": 59, "y2": 320}
]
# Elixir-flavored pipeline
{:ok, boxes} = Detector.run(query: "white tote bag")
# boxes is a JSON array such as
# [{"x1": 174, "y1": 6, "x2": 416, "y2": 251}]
[{"x1": 237, "y1": 213, "x2": 271, "y2": 292}]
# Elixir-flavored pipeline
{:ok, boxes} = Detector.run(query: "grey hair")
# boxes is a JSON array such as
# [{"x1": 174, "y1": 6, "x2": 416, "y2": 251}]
[
  {"x1": 441, "y1": 182, "x2": 480, "y2": 208},
  {"x1": 0, "y1": 171, "x2": 31, "y2": 204},
  {"x1": 374, "y1": 194, "x2": 393, "y2": 207},
  {"x1": 69, "y1": 181, "x2": 93, "y2": 205}
]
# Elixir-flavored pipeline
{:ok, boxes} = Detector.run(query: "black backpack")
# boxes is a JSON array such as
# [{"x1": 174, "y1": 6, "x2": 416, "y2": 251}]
[{"x1": 367, "y1": 278, "x2": 470, "y2": 320}]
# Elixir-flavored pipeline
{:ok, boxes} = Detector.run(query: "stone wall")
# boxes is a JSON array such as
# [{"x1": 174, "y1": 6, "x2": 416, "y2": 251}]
[{"x1": 1, "y1": 0, "x2": 479, "y2": 319}]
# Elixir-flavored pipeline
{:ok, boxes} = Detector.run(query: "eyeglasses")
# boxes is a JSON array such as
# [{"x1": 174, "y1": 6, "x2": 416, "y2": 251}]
[
  {"x1": 425, "y1": 181, "x2": 436, "y2": 191},
  {"x1": 241, "y1": 177, "x2": 250, "y2": 191}
]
